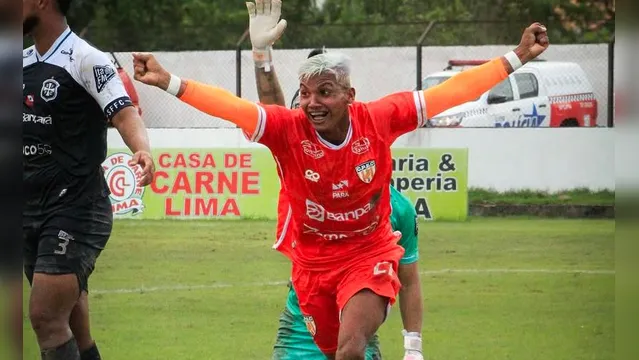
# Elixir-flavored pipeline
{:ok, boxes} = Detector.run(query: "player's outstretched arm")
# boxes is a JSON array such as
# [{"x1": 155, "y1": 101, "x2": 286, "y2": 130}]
[
  {"x1": 248, "y1": 0, "x2": 288, "y2": 106},
  {"x1": 422, "y1": 22, "x2": 549, "y2": 119},
  {"x1": 132, "y1": 52, "x2": 264, "y2": 136},
  {"x1": 111, "y1": 107, "x2": 155, "y2": 187}
]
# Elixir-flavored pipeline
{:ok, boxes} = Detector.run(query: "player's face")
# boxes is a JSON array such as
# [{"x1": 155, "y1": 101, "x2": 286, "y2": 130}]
[
  {"x1": 22, "y1": 0, "x2": 40, "y2": 35},
  {"x1": 299, "y1": 73, "x2": 355, "y2": 133}
]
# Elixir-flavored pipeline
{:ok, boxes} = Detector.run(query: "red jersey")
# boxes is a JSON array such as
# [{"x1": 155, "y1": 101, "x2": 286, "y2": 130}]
[{"x1": 251, "y1": 91, "x2": 427, "y2": 270}]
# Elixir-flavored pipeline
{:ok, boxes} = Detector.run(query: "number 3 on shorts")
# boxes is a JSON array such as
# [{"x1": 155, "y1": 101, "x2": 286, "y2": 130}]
[{"x1": 54, "y1": 230, "x2": 73, "y2": 255}]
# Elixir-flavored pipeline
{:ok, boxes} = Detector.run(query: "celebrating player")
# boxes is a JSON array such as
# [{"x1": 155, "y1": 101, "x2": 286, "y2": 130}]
[
  {"x1": 255, "y1": 40, "x2": 424, "y2": 359},
  {"x1": 132, "y1": 0, "x2": 548, "y2": 357},
  {"x1": 23, "y1": 1, "x2": 155, "y2": 359}
]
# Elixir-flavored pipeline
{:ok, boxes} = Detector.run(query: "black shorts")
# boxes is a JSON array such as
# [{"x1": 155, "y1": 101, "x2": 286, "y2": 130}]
[{"x1": 23, "y1": 195, "x2": 113, "y2": 292}]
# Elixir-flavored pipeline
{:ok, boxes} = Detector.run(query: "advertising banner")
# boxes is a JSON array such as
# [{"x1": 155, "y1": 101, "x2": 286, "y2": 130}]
[{"x1": 103, "y1": 148, "x2": 468, "y2": 221}]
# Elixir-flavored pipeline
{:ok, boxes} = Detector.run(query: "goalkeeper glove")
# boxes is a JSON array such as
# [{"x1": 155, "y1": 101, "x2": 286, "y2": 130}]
[
  {"x1": 245, "y1": 0, "x2": 288, "y2": 71},
  {"x1": 402, "y1": 330, "x2": 424, "y2": 360}
]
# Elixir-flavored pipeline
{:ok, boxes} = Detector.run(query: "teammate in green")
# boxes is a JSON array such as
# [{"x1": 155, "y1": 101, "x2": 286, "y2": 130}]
[{"x1": 272, "y1": 186, "x2": 424, "y2": 360}]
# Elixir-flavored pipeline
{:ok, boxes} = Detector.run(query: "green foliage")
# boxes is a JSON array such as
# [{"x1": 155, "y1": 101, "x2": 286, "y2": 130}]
[{"x1": 57, "y1": 0, "x2": 613, "y2": 51}]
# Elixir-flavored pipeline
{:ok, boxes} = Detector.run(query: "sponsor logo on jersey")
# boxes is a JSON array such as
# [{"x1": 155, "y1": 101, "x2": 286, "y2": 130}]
[
  {"x1": 301, "y1": 140, "x2": 324, "y2": 159},
  {"x1": 355, "y1": 160, "x2": 376, "y2": 183},
  {"x1": 305, "y1": 199, "x2": 373, "y2": 222},
  {"x1": 93, "y1": 65, "x2": 116, "y2": 93},
  {"x1": 302, "y1": 220, "x2": 379, "y2": 240},
  {"x1": 24, "y1": 94, "x2": 35, "y2": 108},
  {"x1": 351, "y1": 137, "x2": 370, "y2": 154},
  {"x1": 40, "y1": 78, "x2": 60, "y2": 102},
  {"x1": 102, "y1": 152, "x2": 145, "y2": 216},
  {"x1": 23, "y1": 113, "x2": 52, "y2": 125},
  {"x1": 23, "y1": 143, "x2": 52, "y2": 156},
  {"x1": 305, "y1": 169, "x2": 320, "y2": 182},
  {"x1": 332, "y1": 180, "x2": 349, "y2": 199},
  {"x1": 23, "y1": 49, "x2": 34, "y2": 58},
  {"x1": 303, "y1": 315, "x2": 317, "y2": 337}
]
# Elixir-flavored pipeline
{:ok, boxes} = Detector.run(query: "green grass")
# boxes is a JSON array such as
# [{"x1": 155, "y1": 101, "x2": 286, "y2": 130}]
[
  {"x1": 470, "y1": 188, "x2": 615, "y2": 205},
  {"x1": 23, "y1": 218, "x2": 614, "y2": 359}
]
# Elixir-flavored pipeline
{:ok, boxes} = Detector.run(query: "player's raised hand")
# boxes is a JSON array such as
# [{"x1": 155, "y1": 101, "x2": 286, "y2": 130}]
[
  {"x1": 129, "y1": 150, "x2": 155, "y2": 187},
  {"x1": 247, "y1": 0, "x2": 287, "y2": 69},
  {"x1": 132, "y1": 52, "x2": 171, "y2": 90},
  {"x1": 515, "y1": 22, "x2": 549, "y2": 63}
]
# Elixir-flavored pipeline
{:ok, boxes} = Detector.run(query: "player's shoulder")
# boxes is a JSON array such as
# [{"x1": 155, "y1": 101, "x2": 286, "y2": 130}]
[
  {"x1": 23, "y1": 46, "x2": 36, "y2": 68},
  {"x1": 70, "y1": 35, "x2": 113, "y2": 69}
]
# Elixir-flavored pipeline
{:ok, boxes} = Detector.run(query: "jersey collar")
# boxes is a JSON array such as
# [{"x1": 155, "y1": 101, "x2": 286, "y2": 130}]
[
  {"x1": 36, "y1": 26, "x2": 72, "y2": 62},
  {"x1": 315, "y1": 118, "x2": 353, "y2": 150}
]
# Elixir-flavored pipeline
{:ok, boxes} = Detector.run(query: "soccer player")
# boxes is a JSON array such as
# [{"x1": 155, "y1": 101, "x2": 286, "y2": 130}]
[
  {"x1": 132, "y1": 1, "x2": 548, "y2": 357},
  {"x1": 272, "y1": 186, "x2": 422, "y2": 360},
  {"x1": 23, "y1": 1, "x2": 155, "y2": 359},
  {"x1": 254, "y1": 39, "x2": 424, "y2": 359}
]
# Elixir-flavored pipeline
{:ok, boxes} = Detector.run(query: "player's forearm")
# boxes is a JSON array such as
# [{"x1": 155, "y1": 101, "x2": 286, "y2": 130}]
[
  {"x1": 173, "y1": 78, "x2": 260, "y2": 135},
  {"x1": 255, "y1": 65, "x2": 286, "y2": 106},
  {"x1": 398, "y1": 263, "x2": 423, "y2": 333},
  {"x1": 111, "y1": 107, "x2": 151, "y2": 154},
  {"x1": 422, "y1": 48, "x2": 528, "y2": 119}
]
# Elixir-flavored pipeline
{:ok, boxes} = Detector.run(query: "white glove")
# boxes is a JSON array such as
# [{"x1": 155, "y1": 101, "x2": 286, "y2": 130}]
[
  {"x1": 402, "y1": 330, "x2": 424, "y2": 360},
  {"x1": 246, "y1": 0, "x2": 288, "y2": 71}
]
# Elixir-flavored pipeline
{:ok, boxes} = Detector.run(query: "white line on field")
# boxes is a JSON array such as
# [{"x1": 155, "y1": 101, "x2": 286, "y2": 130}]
[{"x1": 91, "y1": 268, "x2": 614, "y2": 295}]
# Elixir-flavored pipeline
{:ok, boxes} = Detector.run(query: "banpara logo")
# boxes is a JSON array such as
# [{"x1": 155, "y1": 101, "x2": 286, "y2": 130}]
[{"x1": 102, "y1": 152, "x2": 145, "y2": 216}]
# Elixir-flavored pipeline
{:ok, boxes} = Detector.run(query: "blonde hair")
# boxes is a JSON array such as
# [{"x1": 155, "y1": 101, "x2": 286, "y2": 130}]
[{"x1": 298, "y1": 52, "x2": 352, "y2": 88}]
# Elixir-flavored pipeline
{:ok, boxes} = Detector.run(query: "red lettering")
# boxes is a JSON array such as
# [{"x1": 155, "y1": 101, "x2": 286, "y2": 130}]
[
  {"x1": 195, "y1": 171, "x2": 214, "y2": 194},
  {"x1": 239, "y1": 153, "x2": 251, "y2": 168},
  {"x1": 171, "y1": 171, "x2": 191, "y2": 194},
  {"x1": 195, "y1": 198, "x2": 218, "y2": 215},
  {"x1": 151, "y1": 171, "x2": 169, "y2": 194},
  {"x1": 189, "y1": 153, "x2": 201, "y2": 168},
  {"x1": 174, "y1": 153, "x2": 187, "y2": 168},
  {"x1": 242, "y1": 172, "x2": 260, "y2": 194},
  {"x1": 224, "y1": 153, "x2": 238, "y2": 168},
  {"x1": 221, "y1": 198, "x2": 240, "y2": 216},
  {"x1": 184, "y1": 197, "x2": 191, "y2": 216},
  {"x1": 165, "y1": 198, "x2": 181, "y2": 216},
  {"x1": 111, "y1": 155, "x2": 124, "y2": 165},
  {"x1": 202, "y1": 154, "x2": 216, "y2": 168},
  {"x1": 218, "y1": 172, "x2": 238, "y2": 194},
  {"x1": 158, "y1": 153, "x2": 171, "y2": 168}
]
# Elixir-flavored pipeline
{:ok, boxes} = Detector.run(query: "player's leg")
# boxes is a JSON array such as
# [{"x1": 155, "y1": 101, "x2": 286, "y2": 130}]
[
  {"x1": 69, "y1": 291, "x2": 102, "y2": 360},
  {"x1": 271, "y1": 294, "x2": 328, "y2": 360},
  {"x1": 335, "y1": 247, "x2": 404, "y2": 360},
  {"x1": 291, "y1": 265, "x2": 340, "y2": 359}
]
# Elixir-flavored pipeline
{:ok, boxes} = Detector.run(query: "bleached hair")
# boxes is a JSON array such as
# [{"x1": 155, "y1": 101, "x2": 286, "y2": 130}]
[{"x1": 298, "y1": 52, "x2": 352, "y2": 88}]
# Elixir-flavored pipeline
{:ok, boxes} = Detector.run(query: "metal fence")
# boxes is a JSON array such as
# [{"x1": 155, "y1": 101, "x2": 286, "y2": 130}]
[{"x1": 107, "y1": 21, "x2": 614, "y2": 129}]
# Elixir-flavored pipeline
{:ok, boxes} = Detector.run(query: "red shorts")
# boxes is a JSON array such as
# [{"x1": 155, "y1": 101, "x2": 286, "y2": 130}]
[{"x1": 291, "y1": 242, "x2": 404, "y2": 354}]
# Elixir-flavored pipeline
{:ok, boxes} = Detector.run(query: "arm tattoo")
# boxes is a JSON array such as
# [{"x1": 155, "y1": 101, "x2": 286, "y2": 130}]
[{"x1": 255, "y1": 65, "x2": 286, "y2": 106}]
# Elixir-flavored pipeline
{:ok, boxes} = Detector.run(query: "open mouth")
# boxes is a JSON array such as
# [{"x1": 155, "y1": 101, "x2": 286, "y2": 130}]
[{"x1": 308, "y1": 111, "x2": 329, "y2": 124}]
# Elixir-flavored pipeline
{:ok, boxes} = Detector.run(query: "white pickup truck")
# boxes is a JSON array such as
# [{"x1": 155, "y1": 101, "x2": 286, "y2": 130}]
[{"x1": 423, "y1": 60, "x2": 598, "y2": 128}]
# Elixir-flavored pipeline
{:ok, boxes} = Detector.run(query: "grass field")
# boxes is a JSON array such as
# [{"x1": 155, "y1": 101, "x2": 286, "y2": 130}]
[{"x1": 22, "y1": 218, "x2": 614, "y2": 359}]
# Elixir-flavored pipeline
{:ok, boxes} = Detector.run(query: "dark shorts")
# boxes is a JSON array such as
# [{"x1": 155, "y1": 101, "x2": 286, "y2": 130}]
[{"x1": 23, "y1": 195, "x2": 113, "y2": 292}]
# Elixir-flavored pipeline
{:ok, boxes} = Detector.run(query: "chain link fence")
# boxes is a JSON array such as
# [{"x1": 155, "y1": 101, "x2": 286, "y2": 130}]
[{"x1": 107, "y1": 21, "x2": 613, "y2": 128}]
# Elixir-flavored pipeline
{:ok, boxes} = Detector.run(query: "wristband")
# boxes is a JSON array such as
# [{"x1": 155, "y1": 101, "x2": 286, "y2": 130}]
[
  {"x1": 253, "y1": 46, "x2": 273, "y2": 72},
  {"x1": 504, "y1": 50, "x2": 523, "y2": 71},
  {"x1": 166, "y1": 74, "x2": 182, "y2": 96}
]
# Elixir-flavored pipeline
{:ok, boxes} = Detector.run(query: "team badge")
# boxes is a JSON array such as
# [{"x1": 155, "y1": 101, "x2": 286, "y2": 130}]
[
  {"x1": 102, "y1": 152, "x2": 145, "y2": 216},
  {"x1": 40, "y1": 78, "x2": 60, "y2": 102},
  {"x1": 355, "y1": 160, "x2": 376, "y2": 184},
  {"x1": 303, "y1": 315, "x2": 317, "y2": 336},
  {"x1": 351, "y1": 137, "x2": 370, "y2": 154}
]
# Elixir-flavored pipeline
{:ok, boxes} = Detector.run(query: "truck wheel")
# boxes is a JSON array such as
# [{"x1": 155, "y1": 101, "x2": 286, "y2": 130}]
[{"x1": 560, "y1": 119, "x2": 579, "y2": 127}]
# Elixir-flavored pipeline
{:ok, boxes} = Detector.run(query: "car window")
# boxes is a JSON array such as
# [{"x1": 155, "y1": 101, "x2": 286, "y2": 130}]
[
  {"x1": 487, "y1": 78, "x2": 514, "y2": 103},
  {"x1": 514, "y1": 73, "x2": 539, "y2": 99}
]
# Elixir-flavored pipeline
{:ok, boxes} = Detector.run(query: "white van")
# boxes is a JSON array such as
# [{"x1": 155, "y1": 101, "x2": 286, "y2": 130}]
[{"x1": 422, "y1": 60, "x2": 599, "y2": 128}]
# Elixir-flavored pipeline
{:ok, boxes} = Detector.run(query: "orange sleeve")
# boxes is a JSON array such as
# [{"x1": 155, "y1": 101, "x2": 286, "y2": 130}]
[
  {"x1": 178, "y1": 80, "x2": 261, "y2": 136},
  {"x1": 422, "y1": 57, "x2": 509, "y2": 119}
]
